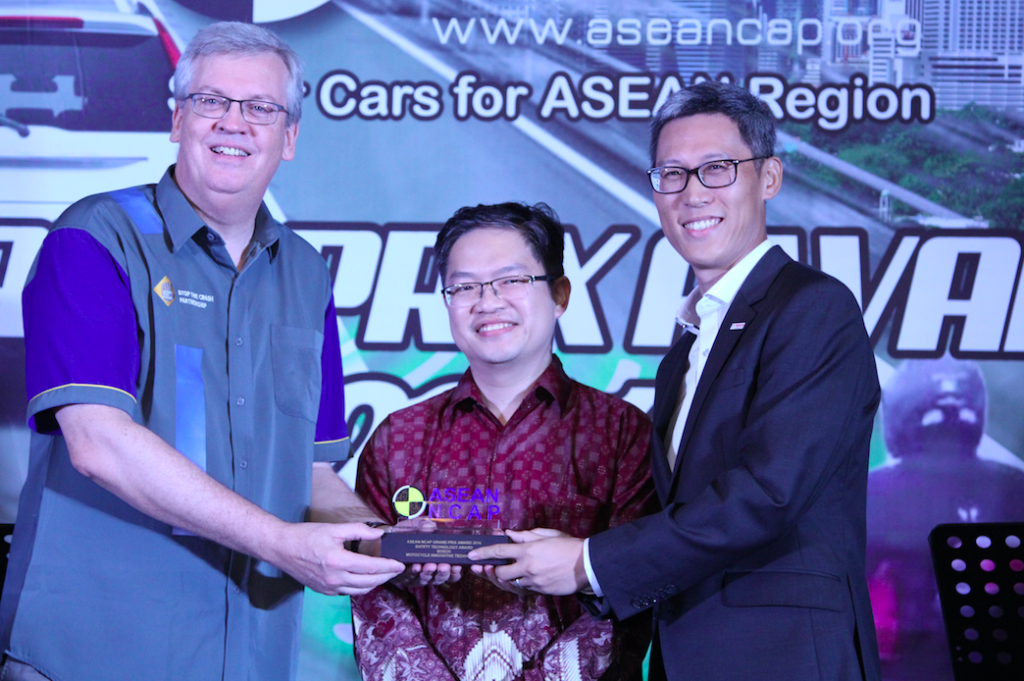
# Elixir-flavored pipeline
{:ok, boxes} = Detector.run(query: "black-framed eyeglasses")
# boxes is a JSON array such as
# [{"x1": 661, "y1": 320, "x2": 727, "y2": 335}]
[
  {"x1": 441, "y1": 275, "x2": 552, "y2": 307},
  {"x1": 647, "y1": 157, "x2": 768, "y2": 194},
  {"x1": 185, "y1": 93, "x2": 289, "y2": 125}
]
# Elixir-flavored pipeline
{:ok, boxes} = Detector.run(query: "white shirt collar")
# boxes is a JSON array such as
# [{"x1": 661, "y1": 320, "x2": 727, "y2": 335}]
[{"x1": 676, "y1": 240, "x2": 773, "y2": 331}]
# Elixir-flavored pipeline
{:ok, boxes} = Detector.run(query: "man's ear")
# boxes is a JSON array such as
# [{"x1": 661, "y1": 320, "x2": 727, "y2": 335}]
[
  {"x1": 170, "y1": 102, "x2": 183, "y2": 143},
  {"x1": 760, "y1": 156, "x2": 783, "y2": 200},
  {"x1": 552, "y1": 276, "x2": 571, "y2": 318},
  {"x1": 281, "y1": 122, "x2": 300, "y2": 161}
]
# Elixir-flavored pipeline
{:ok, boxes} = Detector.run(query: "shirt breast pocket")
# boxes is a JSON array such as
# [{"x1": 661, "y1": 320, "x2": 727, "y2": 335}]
[{"x1": 271, "y1": 324, "x2": 323, "y2": 422}]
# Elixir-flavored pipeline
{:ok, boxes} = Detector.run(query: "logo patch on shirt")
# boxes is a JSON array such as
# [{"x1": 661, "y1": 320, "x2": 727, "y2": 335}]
[
  {"x1": 154, "y1": 276, "x2": 175, "y2": 306},
  {"x1": 730, "y1": 322, "x2": 746, "y2": 331},
  {"x1": 175, "y1": 289, "x2": 215, "y2": 309}
]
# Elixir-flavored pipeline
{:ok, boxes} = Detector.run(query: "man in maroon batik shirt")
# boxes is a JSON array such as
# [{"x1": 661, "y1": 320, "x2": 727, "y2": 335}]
[{"x1": 351, "y1": 203, "x2": 656, "y2": 681}]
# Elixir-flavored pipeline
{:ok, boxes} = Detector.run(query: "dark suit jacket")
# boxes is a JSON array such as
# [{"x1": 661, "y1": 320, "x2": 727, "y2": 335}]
[{"x1": 589, "y1": 247, "x2": 882, "y2": 681}]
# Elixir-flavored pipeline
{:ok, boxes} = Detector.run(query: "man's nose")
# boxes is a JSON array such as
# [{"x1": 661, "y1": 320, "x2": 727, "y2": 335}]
[
  {"x1": 218, "y1": 101, "x2": 248, "y2": 130},
  {"x1": 678, "y1": 174, "x2": 713, "y2": 206},
  {"x1": 474, "y1": 282, "x2": 505, "y2": 310}
]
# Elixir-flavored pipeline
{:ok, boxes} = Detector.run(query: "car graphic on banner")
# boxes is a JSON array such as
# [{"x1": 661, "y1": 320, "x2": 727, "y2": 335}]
[
  {"x1": 173, "y1": 0, "x2": 330, "y2": 23},
  {"x1": 0, "y1": 0, "x2": 182, "y2": 224}
]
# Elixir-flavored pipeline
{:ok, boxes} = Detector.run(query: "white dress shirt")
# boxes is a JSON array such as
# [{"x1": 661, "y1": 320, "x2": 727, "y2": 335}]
[
  {"x1": 584, "y1": 240, "x2": 774, "y2": 597},
  {"x1": 664, "y1": 239, "x2": 774, "y2": 469}
]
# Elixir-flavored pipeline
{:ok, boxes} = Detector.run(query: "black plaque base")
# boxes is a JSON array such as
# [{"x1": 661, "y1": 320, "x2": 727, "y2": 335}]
[{"x1": 381, "y1": 532, "x2": 510, "y2": 565}]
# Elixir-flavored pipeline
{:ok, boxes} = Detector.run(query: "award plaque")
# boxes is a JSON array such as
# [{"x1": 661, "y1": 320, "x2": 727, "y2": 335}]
[
  {"x1": 383, "y1": 483, "x2": 510, "y2": 564},
  {"x1": 381, "y1": 531, "x2": 511, "y2": 565}
]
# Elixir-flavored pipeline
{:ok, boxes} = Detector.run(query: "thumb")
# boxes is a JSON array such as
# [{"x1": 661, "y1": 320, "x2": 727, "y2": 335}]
[
  {"x1": 331, "y1": 522, "x2": 387, "y2": 541},
  {"x1": 529, "y1": 527, "x2": 566, "y2": 538},
  {"x1": 507, "y1": 527, "x2": 563, "y2": 543}
]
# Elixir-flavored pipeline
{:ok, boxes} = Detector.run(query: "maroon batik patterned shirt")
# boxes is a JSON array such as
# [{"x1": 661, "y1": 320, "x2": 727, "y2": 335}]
[{"x1": 352, "y1": 357, "x2": 656, "y2": 681}]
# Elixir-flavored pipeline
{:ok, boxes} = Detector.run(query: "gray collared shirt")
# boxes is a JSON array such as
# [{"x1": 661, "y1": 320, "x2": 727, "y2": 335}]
[{"x1": 3, "y1": 167, "x2": 347, "y2": 681}]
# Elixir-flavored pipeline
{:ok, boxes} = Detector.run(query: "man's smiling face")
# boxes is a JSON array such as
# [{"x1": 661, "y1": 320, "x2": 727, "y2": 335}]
[
  {"x1": 170, "y1": 52, "x2": 297, "y2": 210},
  {"x1": 652, "y1": 113, "x2": 781, "y2": 292},
  {"x1": 444, "y1": 227, "x2": 567, "y2": 376}
]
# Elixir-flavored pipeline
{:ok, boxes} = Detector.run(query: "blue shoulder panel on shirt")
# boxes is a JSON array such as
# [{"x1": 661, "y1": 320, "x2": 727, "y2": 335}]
[{"x1": 108, "y1": 187, "x2": 163, "y2": 235}]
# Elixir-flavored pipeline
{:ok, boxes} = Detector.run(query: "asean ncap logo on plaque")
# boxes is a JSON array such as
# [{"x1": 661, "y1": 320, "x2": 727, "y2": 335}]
[{"x1": 391, "y1": 485, "x2": 426, "y2": 520}]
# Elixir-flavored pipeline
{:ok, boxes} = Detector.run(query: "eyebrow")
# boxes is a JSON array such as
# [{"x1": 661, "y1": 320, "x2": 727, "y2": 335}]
[
  {"x1": 446, "y1": 264, "x2": 533, "y2": 281},
  {"x1": 658, "y1": 152, "x2": 735, "y2": 166},
  {"x1": 197, "y1": 86, "x2": 280, "y2": 103}
]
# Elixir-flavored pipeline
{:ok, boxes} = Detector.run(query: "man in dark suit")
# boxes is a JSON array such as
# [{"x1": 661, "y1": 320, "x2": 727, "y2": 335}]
[{"x1": 470, "y1": 81, "x2": 882, "y2": 681}]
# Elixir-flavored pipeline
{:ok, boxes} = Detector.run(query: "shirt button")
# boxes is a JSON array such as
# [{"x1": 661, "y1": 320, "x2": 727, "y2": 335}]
[
  {"x1": 233, "y1": 585, "x2": 241, "y2": 594},
  {"x1": 236, "y1": 397, "x2": 245, "y2": 406},
  {"x1": 235, "y1": 337, "x2": 243, "y2": 346},
  {"x1": 207, "y1": 232, "x2": 216, "y2": 242},
  {"x1": 239, "y1": 460, "x2": 248, "y2": 469}
]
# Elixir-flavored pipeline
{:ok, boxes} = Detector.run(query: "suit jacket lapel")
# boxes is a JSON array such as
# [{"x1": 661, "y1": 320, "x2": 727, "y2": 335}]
[
  {"x1": 651, "y1": 332, "x2": 695, "y2": 504},
  {"x1": 668, "y1": 246, "x2": 792, "y2": 498}
]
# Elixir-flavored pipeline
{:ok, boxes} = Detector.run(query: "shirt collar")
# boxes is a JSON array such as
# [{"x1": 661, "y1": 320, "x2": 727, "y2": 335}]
[
  {"x1": 447, "y1": 355, "x2": 573, "y2": 421},
  {"x1": 676, "y1": 287, "x2": 701, "y2": 335},
  {"x1": 156, "y1": 165, "x2": 281, "y2": 261},
  {"x1": 675, "y1": 239, "x2": 773, "y2": 332}
]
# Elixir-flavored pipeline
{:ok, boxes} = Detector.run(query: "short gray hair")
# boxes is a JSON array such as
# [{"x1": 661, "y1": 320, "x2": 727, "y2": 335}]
[
  {"x1": 173, "y1": 22, "x2": 303, "y2": 126},
  {"x1": 649, "y1": 81, "x2": 776, "y2": 170}
]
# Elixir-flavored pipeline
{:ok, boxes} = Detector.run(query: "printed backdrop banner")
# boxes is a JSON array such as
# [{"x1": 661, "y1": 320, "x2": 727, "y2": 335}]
[{"x1": 2, "y1": 1, "x2": 1023, "y2": 679}]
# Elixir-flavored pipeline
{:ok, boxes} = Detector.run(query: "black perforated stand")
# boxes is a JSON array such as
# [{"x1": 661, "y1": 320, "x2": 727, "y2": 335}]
[{"x1": 928, "y1": 523, "x2": 1024, "y2": 680}]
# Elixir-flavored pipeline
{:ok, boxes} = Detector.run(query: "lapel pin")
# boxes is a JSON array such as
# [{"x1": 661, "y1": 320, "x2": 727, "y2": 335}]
[{"x1": 730, "y1": 322, "x2": 746, "y2": 330}]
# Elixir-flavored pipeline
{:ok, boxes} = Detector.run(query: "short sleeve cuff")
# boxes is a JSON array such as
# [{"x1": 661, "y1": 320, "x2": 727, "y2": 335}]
[
  {"x1": 28, "y1": 384, "x2": 137, "y2": 433},
  {"x1": 23, "y1": 228, "x2": 140, "y2": 433},
  {"x1": 314, "y1": 437, "x2": 350, "y2": 464}
]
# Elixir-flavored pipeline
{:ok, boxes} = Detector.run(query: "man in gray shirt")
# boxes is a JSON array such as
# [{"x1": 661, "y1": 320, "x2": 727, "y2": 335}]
[{"x1": 0, "y1": 22, "x2": 402, "y2": 681}]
